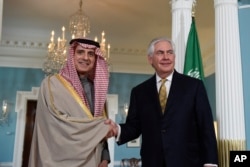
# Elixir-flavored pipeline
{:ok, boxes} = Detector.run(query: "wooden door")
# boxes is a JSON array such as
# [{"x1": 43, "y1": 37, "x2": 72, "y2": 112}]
[{"x1": 21, "y1": 100, "x2": 37, "y2": 167}]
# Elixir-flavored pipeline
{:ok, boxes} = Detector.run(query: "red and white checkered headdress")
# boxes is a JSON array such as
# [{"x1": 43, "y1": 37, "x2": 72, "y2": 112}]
[{"x1": 60, "y1": 38, "x2": 109, "y2": 117}]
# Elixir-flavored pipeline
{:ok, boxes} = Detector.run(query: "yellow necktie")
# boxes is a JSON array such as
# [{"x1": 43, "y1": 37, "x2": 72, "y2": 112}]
[{"x1": 159, "y1": 79, "x2": 167, "y2": 113}]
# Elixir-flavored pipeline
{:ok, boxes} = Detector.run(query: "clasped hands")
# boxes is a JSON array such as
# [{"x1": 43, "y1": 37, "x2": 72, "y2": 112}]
[{"x1": 105, "y1": 119, "x2": 118, "y2": 139}]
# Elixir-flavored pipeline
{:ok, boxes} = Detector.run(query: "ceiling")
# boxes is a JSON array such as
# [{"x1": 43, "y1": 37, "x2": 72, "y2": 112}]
[{"x1": 1, "y1": 0, "x2": 215, "y2": 75}]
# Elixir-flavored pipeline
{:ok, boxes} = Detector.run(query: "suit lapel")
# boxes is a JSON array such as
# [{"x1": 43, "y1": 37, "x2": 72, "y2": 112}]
[
  {"x1": 165, "y1": 71, "x2": 182, "y2": 114},
  {"x1": 146, "y1": 75, "x2": 163, "y2": 115},
  {"x1": 146, "y1": 72, "x2": 184, "y2": 116}
]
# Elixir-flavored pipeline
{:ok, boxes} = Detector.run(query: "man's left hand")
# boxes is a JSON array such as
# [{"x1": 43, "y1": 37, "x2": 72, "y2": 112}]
[{"x1": 98, "y1": 160, "x2": 109, "y2": 167}]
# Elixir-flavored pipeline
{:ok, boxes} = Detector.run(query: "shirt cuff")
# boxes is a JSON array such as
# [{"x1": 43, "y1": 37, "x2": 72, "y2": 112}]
[
  {"x1": 115, "y1": 124, "x2": 121, "y2": 142},
  {"x1": 204, "y1": 163, "x2": 218, "y2": 167}
]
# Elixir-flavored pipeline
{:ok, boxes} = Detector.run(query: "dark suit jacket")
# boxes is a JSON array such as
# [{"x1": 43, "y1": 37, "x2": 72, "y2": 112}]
[{"x1": 119, "y1": 70, "x2": 218, "y2": 167}]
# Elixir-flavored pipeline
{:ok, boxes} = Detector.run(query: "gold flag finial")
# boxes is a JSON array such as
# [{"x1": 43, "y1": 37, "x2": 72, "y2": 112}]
[{"x1": 192, "y1": 0, "x2": 197, "y2": 17}]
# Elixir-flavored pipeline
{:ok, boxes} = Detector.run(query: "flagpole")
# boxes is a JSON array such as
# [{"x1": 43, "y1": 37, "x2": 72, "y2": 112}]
[
  {"x1": 183, "y1": 1, "x2": 205, "y2": 82},
  {"x1": 191, "y1": 0, "x2": 197, "y2": 17}
]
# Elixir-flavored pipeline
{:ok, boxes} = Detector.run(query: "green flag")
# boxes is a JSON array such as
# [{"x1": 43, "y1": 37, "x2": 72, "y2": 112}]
[{"x1": 183, "y1": 17, "x2": 205, "y2": 82}]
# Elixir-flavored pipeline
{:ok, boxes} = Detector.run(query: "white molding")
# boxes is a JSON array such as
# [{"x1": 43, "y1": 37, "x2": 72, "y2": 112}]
[
  {"x1": 0, "y1": 39, "x2": 214, "y2": 76},
  {"x1": 13, "y1": 87, "x2": 39, "y2": 167},
  {"x1": 0, "y1": 39, "x2": 153, "y2": 74},
  {"x1": 0, "y1": 40, "x2": 46, "y2": 69},
  {"x1": 0, "y1": 162, "x2": 12, "y2": 167},
  {"x1": 15, "y1": 87, "x2": 40, "y2": 113},
  {"x1": 107, "y1": 94, "x2": 118, "y2": 167},
  {"x1": 0, "y1": 0, "x2": 2, "y2": 41},
  {"x1": 239, "y1": 4, "x2": 250, "y2": 9}
]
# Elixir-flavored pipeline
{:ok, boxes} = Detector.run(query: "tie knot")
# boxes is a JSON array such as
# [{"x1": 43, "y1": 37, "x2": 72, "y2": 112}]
[{"x1": 161, "y1": 79, "x2": 167, "y2": 84}]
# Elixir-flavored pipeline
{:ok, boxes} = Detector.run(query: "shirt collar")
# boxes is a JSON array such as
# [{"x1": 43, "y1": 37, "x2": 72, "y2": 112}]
[{"x1": 156, "y1": 71, "x2": 174, "y2": 83}]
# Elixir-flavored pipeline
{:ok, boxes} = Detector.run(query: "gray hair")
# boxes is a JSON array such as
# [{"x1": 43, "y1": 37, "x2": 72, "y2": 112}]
[{"x1": 147, "y1": 37, "x2": 175, "y2": 56}]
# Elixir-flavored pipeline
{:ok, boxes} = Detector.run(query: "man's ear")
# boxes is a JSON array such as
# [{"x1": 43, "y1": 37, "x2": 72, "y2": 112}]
[{"x1": 147, "y1": 55, "x2": 153, "y2": 65}]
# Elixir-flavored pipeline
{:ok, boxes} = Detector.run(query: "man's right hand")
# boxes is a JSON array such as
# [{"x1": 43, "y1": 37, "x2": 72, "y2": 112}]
[{"x1": 105, "y1": 119, "x2": 118, "y2": 138}]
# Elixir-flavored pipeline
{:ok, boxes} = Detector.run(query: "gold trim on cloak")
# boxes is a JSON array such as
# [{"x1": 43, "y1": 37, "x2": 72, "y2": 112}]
[{"x1": 46, "y1": 74, "x2": 107, "y2": 121}]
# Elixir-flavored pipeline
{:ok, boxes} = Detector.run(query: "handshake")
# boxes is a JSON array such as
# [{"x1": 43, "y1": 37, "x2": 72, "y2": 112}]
[{"x1": 105, "y1": 119, "x2": 119, "y2": 139}]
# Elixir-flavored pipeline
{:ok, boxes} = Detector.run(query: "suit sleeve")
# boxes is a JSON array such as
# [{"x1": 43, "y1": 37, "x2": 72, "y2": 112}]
[
  {"x1": 196, "y1": 81, "x2": 218, "y2": 164},
  {"x1": 118, "y1": 87, "x2": 141, "y2": 145}
]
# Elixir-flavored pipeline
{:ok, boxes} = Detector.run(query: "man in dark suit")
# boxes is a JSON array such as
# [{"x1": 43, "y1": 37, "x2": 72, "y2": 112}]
[{"x1": 106, "y1": 37, "x2": 218, "y2": 167}]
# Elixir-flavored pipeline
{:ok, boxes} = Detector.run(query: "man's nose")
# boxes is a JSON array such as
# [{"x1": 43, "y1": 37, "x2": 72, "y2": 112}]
[
  {"x1": 162, "y1": 52, "x2": 170, "y2": 58},
  {"x1": 82, "y1": 53, "x2": 89, "y2": 59}
]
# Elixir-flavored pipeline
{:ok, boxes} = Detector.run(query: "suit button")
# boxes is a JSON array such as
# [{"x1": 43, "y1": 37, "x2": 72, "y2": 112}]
[{"x1": 161, "y1": 130, "x2": 166, "y2": 133}]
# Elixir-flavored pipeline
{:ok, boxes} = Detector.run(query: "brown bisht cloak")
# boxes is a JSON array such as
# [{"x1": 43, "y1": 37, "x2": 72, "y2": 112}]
[{"x1": 28, "y1": 74, "x2": 110, "y2": 167}]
